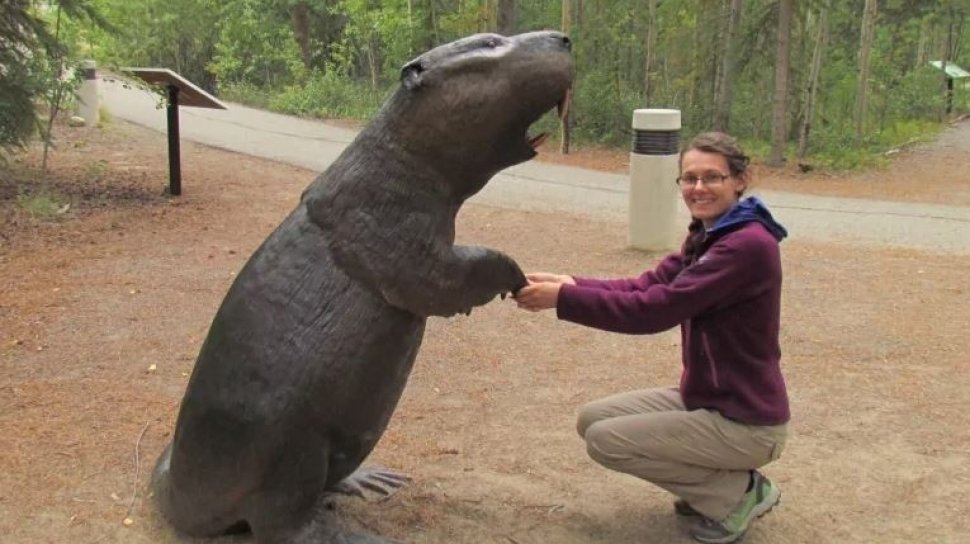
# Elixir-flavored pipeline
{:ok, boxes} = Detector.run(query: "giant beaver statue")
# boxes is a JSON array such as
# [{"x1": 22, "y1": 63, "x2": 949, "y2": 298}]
[{"x1": 151, "y1": 31, "x2": 573, "y2": 543}]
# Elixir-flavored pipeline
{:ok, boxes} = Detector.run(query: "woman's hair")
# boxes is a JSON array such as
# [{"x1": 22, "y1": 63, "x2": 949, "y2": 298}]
[
  {"x1": 680, "y1": 132, "x2": 751, "y2": 262},
  {"x1": 681, "y1": 131, "x2": 750, "y2": 178}
]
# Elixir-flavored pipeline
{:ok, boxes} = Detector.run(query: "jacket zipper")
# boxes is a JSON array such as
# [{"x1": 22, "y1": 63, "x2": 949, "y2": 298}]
[{"x1": 701, "y1": 331, "x2": 720, "y2": 388}]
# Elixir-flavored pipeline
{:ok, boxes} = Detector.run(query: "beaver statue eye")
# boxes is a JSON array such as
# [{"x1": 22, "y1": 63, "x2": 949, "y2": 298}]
[{"x1": 485, "y1": 38, "x2": 498, "y2": 48}]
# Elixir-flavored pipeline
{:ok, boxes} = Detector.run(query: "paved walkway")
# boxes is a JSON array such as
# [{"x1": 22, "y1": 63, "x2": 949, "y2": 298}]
[{"x1": 99, "y1": 76, "x2": 970, "y2": 254}]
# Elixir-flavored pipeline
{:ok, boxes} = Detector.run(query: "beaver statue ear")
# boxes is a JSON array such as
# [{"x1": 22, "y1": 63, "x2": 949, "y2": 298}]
[{"x1": 400, "y1": 60, "x2": 424, "y2": 90}]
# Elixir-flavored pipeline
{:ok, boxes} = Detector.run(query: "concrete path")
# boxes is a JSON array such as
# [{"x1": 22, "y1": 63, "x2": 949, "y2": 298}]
[{"x1": 99, "y1": 77, "x2": 970, "y2": 255}]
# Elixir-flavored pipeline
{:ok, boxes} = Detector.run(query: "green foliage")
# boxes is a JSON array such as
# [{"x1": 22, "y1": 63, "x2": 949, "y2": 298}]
[
  {"x1": 570, "y1": 69, "x2": 641, "y2": 147},
  {"x1": 0, "y1": 55, "x2": 43, "y2": 154},
  {"x1": 801, "y1": 118, "x2": 941, "y2": 170},
  {"x1": 0, "y1": 1, "x2": 48, "y2": 154},
  {"x1": 210, "y1": 0, "x2": 306, "y2": 87},
  {"x1": 0, "y1": 0, "x2": 106, "y2": 166},
  {"x1": 269, "y1": 70, "x2": 390, "y2": 120},
  {"x1": 218, "y1": 82, "x2": 276, "y2": 110},
  {"x1": 77, "y1": 0, "x2": 220, "y2": 92},
  {"x1": 885, "y1": 67, "x2": 949, "y2": 120},
  {"x1": 57, "y1": 0, "x2": 970, "y2": 170}
]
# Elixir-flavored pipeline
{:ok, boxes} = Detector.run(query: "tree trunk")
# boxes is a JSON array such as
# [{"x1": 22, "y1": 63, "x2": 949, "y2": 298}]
[
  {"x1": 290, "y1": 2, "x2": 312, "y2": 70},
  {"x1": 560, "y1": 0, "x2": 572, "y2": 155},
  {"x1": 942, "y1": 13, "x2": 954, "y2": 119},
  {"x1": 797, "y1": 7, "x2": 828, "y2": 161},
  {"x1": 854, "y1": 0, "x2": 877, "y2": 143},
  {"x1": 481, "y1": 0, "x2": 491, "y2": 32},
  {"x1": 424, "y1": 0, "x2": 439, "y2": 50},
  {"x1": 367, "y1": 36, "x2": 379, "y2": 90},
  {"x1": 41, "y1": 4, "x2": 65, "y2": 175},
  {"x1": 713, "y1": 0, "x2": 742, "y2": 131},
  {"x1": 642, "y1": 0, "x2": 657, "y2": 105},
  {"x1": 497, "y1": 0, "x2": 516, "y2": 34},
  {"x1": 916, "y1": 16, "x2": 930, "y2": 69},
  {"x1": 689, "y1": 4, "x2": 709, "y2": 127},
  {"x1": 768, "y1": 0, "x2": 793, "y2": 167}
]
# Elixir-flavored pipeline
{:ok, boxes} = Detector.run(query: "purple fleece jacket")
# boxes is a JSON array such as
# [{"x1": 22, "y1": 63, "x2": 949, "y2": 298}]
[{"x1": 556, "y1": 197, "x2": 790, "y2": 425}]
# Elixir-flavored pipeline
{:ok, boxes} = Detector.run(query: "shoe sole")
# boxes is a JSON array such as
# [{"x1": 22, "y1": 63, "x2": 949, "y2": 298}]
[
  {"x1": 675, "y1": 504, "x2": 702, "y2": 518},
  {"x1": 691, "y1": 493, "x2": 781, "y2": 544}
]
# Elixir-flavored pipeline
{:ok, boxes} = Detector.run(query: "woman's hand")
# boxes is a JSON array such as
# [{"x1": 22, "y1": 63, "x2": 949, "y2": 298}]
[
  {"x1": 525, "y1": 272, "x2": 576, "y2": 286},
  {"x1": 515, "y1": 280, "x2": 564, "y2": 312}
]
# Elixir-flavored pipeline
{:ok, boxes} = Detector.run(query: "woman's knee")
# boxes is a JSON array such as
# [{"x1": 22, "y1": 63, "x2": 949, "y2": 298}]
[
  {"x1": 576, "y1": 402, "x2": 605, "y2": 438},
  {"x1": 583, "y1": 420, "x2": 631, "y2": 466}
]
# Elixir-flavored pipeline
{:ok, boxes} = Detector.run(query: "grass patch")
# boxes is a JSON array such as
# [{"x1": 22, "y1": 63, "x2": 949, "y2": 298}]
[
  {"x1": 86, "y1": 159, "x2": 109, "y2": 181},
  {"x1": 16, "y1": 190, "x2": 69, "y2": 219},
  {"x1": 97, "y1": 105, "x2": 112, "y2": 128}
]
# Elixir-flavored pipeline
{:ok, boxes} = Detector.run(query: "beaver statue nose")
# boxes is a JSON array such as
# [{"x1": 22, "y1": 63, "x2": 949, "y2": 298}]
[{"x1": 561, "y1": 35, "x2": 572, "y2": 51}]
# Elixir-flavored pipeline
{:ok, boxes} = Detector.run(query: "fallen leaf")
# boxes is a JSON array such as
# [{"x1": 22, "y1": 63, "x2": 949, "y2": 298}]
[
  {"x1": 123, "y1": 517, "x2": 134, "y2": 527},
  {"x1": 147, "y1": 364, "x2": 157, "y2": 372}
]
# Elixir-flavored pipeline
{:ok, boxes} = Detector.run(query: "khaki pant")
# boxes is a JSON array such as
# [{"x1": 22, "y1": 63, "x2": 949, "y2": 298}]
[{"x1": 576, "y1": 387, "x2": 787, "y2": 520}]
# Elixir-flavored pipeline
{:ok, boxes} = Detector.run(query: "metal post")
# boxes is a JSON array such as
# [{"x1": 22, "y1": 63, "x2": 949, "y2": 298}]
[
  {"x1": 947, "y1": 77, "x2": 955, "y2": 114},
  {"x1": 628, "y1": 109, "x2": 682, "y2": 251},
  {"x1": 167, "y1": 85, "x2": 182, "y2": 196}
]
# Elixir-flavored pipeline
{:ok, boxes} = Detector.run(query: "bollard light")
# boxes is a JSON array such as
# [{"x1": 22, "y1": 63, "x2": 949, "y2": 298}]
[
  {"x1": 629, "y1": 109, "x2": 681, "y2": 251},
  {"x1": 76, "y1": 60, "x2": 100, "y2": 126}
]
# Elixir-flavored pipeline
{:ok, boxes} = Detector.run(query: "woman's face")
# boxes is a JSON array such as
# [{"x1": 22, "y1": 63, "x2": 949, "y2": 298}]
[{"x1": 679, "y1": 149, "x2": 746, "y2": 228}]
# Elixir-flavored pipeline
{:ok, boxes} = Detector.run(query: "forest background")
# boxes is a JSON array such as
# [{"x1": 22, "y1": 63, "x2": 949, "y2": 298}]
[{"x1": 5, "y1": 0, "x2": 970, "y2": 170}]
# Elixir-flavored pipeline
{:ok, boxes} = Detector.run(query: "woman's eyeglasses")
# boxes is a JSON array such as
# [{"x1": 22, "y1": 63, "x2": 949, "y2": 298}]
[{"x1": 675, "y1": 173, "x2": 730, "y2": 188}]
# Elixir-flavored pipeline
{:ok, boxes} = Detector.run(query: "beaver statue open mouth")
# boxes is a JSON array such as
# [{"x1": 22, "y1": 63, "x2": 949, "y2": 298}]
[
  {"x1": 151, "y1": 31, "x2": 574, "y2": 544},
  {"x1": 528, "y1": 88, "x2": 571, "y2": 149}
]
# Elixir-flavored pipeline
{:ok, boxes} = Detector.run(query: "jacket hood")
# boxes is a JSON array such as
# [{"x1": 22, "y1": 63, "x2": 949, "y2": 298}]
[{"x1": 708, "y1": 196, "x2": 788, "y2": 241}]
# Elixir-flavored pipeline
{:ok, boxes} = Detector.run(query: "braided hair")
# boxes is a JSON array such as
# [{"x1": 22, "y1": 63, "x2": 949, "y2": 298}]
[{"x1": 679, "y1": 132, "x2": 751, "y2": 264}]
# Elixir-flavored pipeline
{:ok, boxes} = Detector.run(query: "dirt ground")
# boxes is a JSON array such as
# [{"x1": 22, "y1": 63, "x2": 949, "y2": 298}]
[{"x1": 1, "y1": 119, "x2": 968, "y2": 544}]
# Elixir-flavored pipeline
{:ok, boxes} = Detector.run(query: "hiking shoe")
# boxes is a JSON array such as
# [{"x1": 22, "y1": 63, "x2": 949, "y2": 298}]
[
  {"x1": 689, "y1": 472, "x2": 780, "y2": 544},
  {"x1": 674, "y1": 499, "x2": 703, "y2": 517}
]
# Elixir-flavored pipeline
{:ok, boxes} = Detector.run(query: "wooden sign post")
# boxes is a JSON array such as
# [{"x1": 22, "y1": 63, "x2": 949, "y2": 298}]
[{"x1": 124, "y1": 68, "x2": 227, "y2": 196}]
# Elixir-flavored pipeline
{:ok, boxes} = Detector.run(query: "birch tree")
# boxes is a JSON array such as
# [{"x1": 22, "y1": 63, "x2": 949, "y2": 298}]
[
  {"x1": 797, "y1": 5, "x2": 828, "y2": 161},
  {"x1": 855, "y1": 0, "x2": 878, "y2": 142},
  {"x1": 768, "y1": 0, "x2": 794, "y2": 166},
  {"x1": 560, "y1": 0, "x2": 572, "y2": 154},
  {"x1": 498, "y1": 0, "x2": 516, "y2": 34},
  {"x1": 642, "y1": 0, "x2": 658, "y2": 105},
  {"x1": 713, "y1": 0, "x2": 743, "y2": 131}
]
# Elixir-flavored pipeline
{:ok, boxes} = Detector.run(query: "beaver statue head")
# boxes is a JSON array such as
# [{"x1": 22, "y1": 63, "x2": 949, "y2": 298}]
[{"x1": 371, "y1": 31, "x2": 574, "y2": 199}]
